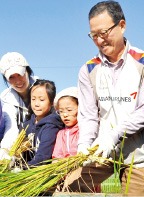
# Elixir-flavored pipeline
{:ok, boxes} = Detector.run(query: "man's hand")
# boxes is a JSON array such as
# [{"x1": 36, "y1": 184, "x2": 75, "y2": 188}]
[
  {"x1": 77, "y1": 144, "x2": 90, "y2": 155},
  {"x1": 83, "y1": 133, "x2": 115, "y2": 166},
  {"x1": 92, "y1": 134, "x2": 115, "y2": 160}
]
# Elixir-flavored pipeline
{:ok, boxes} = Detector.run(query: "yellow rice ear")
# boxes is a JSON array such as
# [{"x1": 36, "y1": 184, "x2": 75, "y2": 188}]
[{"x1": 9, "y1": 125, "x2": 29, "y2": 157}]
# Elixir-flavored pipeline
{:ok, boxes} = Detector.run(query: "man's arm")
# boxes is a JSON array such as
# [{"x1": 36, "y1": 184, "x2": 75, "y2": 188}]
[{"x1": 78, "y1": 64, "x2": 99, "y2": 147}]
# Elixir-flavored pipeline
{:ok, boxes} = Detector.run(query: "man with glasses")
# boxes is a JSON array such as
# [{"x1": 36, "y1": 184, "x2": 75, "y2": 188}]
[{"x1": 63, "y1": 1, "x2": 144, "y2": 195}]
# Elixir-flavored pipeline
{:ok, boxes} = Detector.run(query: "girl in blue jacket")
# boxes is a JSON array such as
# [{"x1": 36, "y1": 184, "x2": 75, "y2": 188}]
[{"x1": 22, "y1": 79, "x2": 64, "y2": 167}]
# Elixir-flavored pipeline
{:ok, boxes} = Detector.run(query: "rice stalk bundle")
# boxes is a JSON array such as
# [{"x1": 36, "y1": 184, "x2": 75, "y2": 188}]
[
  {"x1": 9, "y1": 129, "x2": 25, "y2": 156},
  {"x1": 0, "y1": 146, "x2": 98, "y2": 196},
  {"x1": 0, "y1": 126, "x2": 29, "y2": 172},
  {"x1": 0, "y1": 145, "x2": 126, "y2": 196},
  {"x1": 9, "y1": 126, "x2": 29, "y2": 157},
  {"x1": 15, "y1": 138, "x2": 31, "y2": 158}
]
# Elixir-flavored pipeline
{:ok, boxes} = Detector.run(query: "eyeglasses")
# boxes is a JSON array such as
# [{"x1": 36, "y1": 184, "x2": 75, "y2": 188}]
[
  {"x1": 88, "y1": 22, "x2": 119, "y2": 40},
  {"x1": 56, "y1": 108, "x2": 77, "y2": 116}
]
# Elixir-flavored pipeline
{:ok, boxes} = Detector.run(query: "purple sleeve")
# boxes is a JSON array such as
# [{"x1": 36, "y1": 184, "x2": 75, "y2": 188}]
[{"x1": 0, "y1": 101, "x2": 5, "y2": 139}]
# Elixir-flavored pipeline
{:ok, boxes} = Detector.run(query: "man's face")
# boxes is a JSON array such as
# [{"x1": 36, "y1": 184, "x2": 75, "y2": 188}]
[{"x1": 89, "y1": 11, "x2": 126, "y2": 62}]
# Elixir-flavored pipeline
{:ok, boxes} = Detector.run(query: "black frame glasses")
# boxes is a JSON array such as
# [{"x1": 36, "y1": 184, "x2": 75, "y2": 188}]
[{"x1": 88, "y1": 22, "x2": 119, "y2": 40}]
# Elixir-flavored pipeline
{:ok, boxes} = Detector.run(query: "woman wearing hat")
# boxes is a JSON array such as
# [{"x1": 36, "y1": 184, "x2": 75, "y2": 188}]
[{"x1": 0, "y1": 52, "x2": 38, "y2": 159}]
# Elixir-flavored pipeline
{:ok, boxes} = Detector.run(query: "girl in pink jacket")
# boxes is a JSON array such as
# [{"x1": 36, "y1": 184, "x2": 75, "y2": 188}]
[
  {"x1": 52, "y1": 87, "x2": 79, "y2": 158},
  {"x1": 52, "y1": 87, "x2": 101, "y2": 193}
]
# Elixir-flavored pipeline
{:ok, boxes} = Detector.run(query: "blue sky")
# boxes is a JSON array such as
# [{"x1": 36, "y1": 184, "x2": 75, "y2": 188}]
[{"x1": 0, "y1": 0, "x2": 144, "y2": 94}]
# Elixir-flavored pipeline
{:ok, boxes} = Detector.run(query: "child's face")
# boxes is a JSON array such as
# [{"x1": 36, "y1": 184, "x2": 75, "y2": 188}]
[
  {"x1": 31, "y1": 85, "x2": 52, "y2": 121},
  {"x1": 58, "y1": 97, "x2": 78, "y2": 127}
]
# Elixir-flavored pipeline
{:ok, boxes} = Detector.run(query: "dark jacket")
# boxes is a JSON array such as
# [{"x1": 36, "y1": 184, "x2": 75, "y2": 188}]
[
  {"x1": 23, "y1": 110, "x2": 64, "y2": 166},
  {"x1": 0, "y1": 100, "x2": 5, "y2": 140}
]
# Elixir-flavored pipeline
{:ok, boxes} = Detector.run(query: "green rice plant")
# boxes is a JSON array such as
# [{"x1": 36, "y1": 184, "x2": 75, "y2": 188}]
[
  {"x1": 101, "y1": 154, "x2": 121, "y2": 194},
  {"x1": 116, "y1": 131, "x2": 134, "y2": 195},
  {"x1": 101, "y1": 174, "x2": 121, "y2": 193},
  {"x1": 101, "y1": 131, "x2": 137, "y2": 194},
  {"x1": 124, "y1": 152, "x2": 135, "y2": 195},
  {"x1": 117, "y1": 132, "x2": 127, "y2": 173}
]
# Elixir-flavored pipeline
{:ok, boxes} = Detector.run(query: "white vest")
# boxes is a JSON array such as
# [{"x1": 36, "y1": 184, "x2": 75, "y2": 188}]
[
  {"x1": 96, "y1": 56, "x2": 141, "y2": 137},
  {"x1": 87, "y1": 52, "x2": 144, "y2": 166}
]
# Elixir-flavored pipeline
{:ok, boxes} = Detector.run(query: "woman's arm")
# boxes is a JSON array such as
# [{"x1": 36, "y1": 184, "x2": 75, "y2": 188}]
[{"x1": 1, "y1": 103, "x2": 19, "y2": 150}]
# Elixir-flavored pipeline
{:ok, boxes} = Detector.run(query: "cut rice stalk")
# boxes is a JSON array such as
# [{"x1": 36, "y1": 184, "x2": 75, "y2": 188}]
[
  {"x1": 9, "y1": 125, "x2": 29, "y2": 157},
  {"x1": 0, "y1": 126, "x2": 29, "y2": 172},
  {"x1": 0, "y1": 145, "x2": 116, "y2": 196}
]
